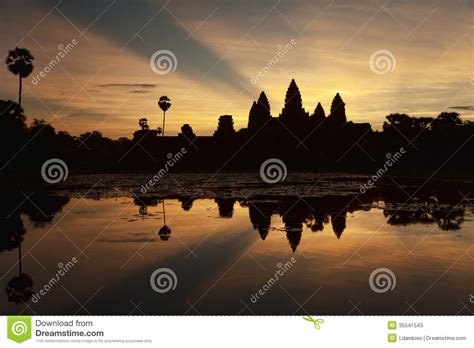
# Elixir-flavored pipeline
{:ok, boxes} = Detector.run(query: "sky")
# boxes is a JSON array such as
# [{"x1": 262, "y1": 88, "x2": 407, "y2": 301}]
[{"x1": 1, "y1": 0, "x2": 473, "y2": 138}]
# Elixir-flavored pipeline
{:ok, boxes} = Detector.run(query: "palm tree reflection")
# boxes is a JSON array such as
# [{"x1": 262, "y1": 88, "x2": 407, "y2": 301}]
[
  {"x1": 6, "y1": 244, "x2": 33, "y2": 304},
  {"x1": 1, "y1": 190, "x2": 69, "y2": 305},
  {"x1": 3, "y1": 218, "x2": 33, "y2": 304},
  {"x1": 158, "y1": 200, "x2": 172, "y2": 241}
]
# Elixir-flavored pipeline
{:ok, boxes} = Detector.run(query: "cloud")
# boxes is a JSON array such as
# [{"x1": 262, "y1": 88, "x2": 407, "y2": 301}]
[
  {"x1": 95, "y1": 83, "x2": 157, "y2": 89},
  {"x1": 3, "y1": 0, "x2": 472, "y2": 138},
  {"x1": 63, "y1": 110, "x2": 111, "y2": 120},
  {"x1": 94, "y1": 83, "x2": 156, "y2": 94},
  {"x1": 98, "y1": 238, "x2": 158, "y2": 243},
  {"x1": 37, "y1": 0, "x2": 255, "y2": 95},
  {"x1": 450, "y1": 106, "x2": 474, "y2": 111},
  {"x1": 128, "y1": 90, "x2": 151, "y2": 94}
]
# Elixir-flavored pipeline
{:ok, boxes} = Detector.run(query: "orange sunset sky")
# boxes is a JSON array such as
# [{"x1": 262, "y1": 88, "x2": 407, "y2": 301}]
[{"x1": 1, "y1": 0, "x2": 473, "y2": 138}]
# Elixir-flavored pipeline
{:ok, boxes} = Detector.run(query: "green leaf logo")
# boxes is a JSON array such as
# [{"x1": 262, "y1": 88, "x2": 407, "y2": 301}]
[
  {"x1": 303, "y1": 315, "x2": 324, "y2": 330},
  {"x1": 7, "y1": 316, "x2": 32, "y2": 343}
]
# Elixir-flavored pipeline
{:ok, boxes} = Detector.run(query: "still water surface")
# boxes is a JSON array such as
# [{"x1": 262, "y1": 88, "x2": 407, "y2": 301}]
[{"x1": 0, "y1": 173, "x2": 472, "y2": 314}]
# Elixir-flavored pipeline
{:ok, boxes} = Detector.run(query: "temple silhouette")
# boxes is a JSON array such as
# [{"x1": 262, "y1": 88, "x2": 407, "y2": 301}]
[
  {"x1": 131, "y1": 79, "x2": 374, "y2": 171},
  {"x1": 1, "y1": 75, "x2": 473, "y2": 176}
]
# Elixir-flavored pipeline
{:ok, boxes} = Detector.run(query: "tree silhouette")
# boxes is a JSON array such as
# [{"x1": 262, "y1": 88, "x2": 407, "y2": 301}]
[
  {"x1": 158, "y1": 200, "x2": 171, "y2": 241},
  {"x1": 6, "y1": 273, "x2": 33, "y2": 304},
  {"x1": 414, "y1": 117, "x2": 434, "y2": 131},
  {"x1": 1, "y1": 213, "x2": 33, "y2": 304},
  {"x1": 0, "y1": 100, "x2": 26, "y2": 137},
  {"x1": 158, "y1": 96, "x2": 171, "y2": 136},
  {"x1": 138, "y1": 118, "x2": 149, "y2": 130},
  {"x1": 6, "y1": 48, "x2": 34, "y2": 112},
  {"x1": 432, "y1": 112, "x2": 462, "y2": 129},
  {"x1": 0, "y1": 100, "x2": 25, "y2": 126},
  {"x1": 327, "y1": 93, "x2": 346, "y2": 128},
  {"x1": 0, "y1": 100, "x2": 27, "y2": 169},
  {"x1": 383, "y1": 113, "x2": 414, "y2": 133},
  {"x1": 6, "y1": 237, "x2": 34, "y2": 304}
]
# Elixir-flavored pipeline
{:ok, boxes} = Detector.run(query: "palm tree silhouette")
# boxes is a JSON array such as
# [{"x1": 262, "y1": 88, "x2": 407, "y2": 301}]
[
  {"x1": 5, "y1": 229, "x2": 33, "y2": 304},
  {"x1": 138, "y1": 117, "x2": 149, "y2": 130},
  {"x1": 6, "y1": 48, "x2": 34, "y2": 112},
  {"x1": 158, "y1": 96, "x2": 171, "y2": 136},
  {"x1": 158, "y1": 200, "x2": 171, "y2": 241}
]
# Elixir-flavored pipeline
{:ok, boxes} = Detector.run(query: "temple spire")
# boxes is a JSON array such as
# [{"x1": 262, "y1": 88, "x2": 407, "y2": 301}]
[
  {"x1": 279, "y1": 79, "x2": 309, "y2": 130},
  {"x1": 327, "y1": 93, "x2": 347, "y2": 128}
]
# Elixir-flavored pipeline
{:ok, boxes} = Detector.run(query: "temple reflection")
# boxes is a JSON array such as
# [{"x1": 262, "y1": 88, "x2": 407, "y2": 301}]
[
  {"x1": 178, "y1": 196, "x2": 194, "y2": 211},
  {"x1": 0, "y1": 189, "x2": 467, "y2": 261},
  {"x1": 248, "y1": 201, "x2": 273, "y2": 240},
  {"x1": 215, "y1": 198, "x2": 236, "y2": 218},
  {"x1": 127, "y1": 193, "x2": 468, "y2": 252},
  {"x1": 0, "y1": 187, "x2": 470, "y2": 309}
]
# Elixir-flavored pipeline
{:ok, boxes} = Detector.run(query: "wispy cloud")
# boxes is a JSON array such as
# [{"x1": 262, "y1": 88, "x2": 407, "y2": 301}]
[
  {"x1": 94, "y1": 83, "x2": 156, "y2": 94},
  {"x1": 128, "y1": 90, "x2": 151, "y2": 94},
  {"x1": 37, "y1": 0, "x2": 254, "y2": 95},
  {"x1": 95, "y1": 83, "x2": 157, "y2": 89},
  {"x1": 450, "y1": 106, "x2": 474, "y2": 111}
]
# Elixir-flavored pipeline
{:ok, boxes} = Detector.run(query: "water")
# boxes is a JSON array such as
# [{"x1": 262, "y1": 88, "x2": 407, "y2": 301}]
[{"x1": 0, "y1": 173, "x2": 472, "y2": 315}]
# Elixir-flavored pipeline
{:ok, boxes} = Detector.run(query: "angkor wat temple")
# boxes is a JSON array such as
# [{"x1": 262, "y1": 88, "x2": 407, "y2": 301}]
[
  {"x1": 131, "y1": 79, "x2": 379, "y2": 171},
  {"x1": 125, "y1": 78, "x2": 473, "y2": 172},
  {"x1": 2, "y1": 79, "x2": 472, "y2": 175}
]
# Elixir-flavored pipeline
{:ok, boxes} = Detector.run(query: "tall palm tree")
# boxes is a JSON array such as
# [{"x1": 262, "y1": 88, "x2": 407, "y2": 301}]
[
  {"x1": 6, "y1": 48, "x2": 34, "y2": 111},
  {"x1": 158, "y1": 200, "x2": 171, "y2": 241},
  {"x1": 158, "y1": 96, "x2": 171, "y2": 136}
]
